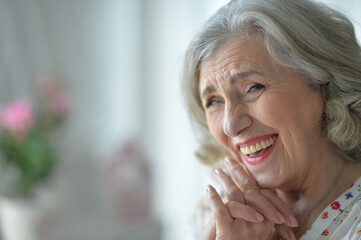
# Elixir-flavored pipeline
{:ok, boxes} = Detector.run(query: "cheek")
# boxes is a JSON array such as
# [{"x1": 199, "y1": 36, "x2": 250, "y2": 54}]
[
  {"x1": 252, "y1": 89, "x2": 324, "y2": 163},
  {"x1": 249, "y1": 97, "x2": 283, "y2": 126},
  {"x1": 252, "y1": 90, "x2": 322, "y2": 129},
  {"x1": 206, "y1": 112, "x2": 228, "y2": 147}
]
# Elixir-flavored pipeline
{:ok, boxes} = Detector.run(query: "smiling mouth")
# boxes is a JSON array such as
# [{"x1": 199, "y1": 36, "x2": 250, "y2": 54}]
[{"x1": 240, "y1": 135, "x2": 277, "y2": 157}]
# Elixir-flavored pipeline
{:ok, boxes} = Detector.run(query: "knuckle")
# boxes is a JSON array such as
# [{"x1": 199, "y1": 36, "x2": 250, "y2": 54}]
[
  {"x1": 227, "y1": 201, "x2": 253, "y2": 216},
  {"x1": 242, "y1": 177, "x2": 259, "y2": 189},
  {"x1": 259, "y1": 188, "x2": 268, "y2": 195},
  {"x1": 259, "y1": 188, "x2": 273, "y2": 196},
  {"x1": 229, "y1": 163, "x2": 242, "y2": 172},
  {"x1": 222, "y1": 195, "x2": 229, "y2": 203},
  {"x1": 213, "y1": 208, "x2": 232, "y2": 222},
  {"x1": 228, "y1": 186, "x2": 242, "y2": 196},
  {"x1": 226, "y1": 200, "x2": 239, "y2": 209},
  {"x1": 242, "y1": 177, "x2": 252, "y2": 186},
  {"x1": 213, "y1": 206, "x2": 225, "y2": 216},
  {"x1": 244, "y1": 188, "x2": 259, "y2": 196}
]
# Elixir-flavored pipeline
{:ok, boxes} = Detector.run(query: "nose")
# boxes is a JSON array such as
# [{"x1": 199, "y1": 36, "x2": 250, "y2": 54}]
[{"x1": 223, "y1": 103, "x2": 252, "y2": 137}]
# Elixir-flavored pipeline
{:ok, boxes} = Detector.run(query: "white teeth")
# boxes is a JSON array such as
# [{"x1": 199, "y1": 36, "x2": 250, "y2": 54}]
[
  {"x1": 240, "y1": 136, "x2": 277, "y2": 155},
  {"x1": 250, "y1": 145, "x2": 256, "y2": 153},
  {"x1": 241, "y1": 146, "x2": 247, "y2": 154},
  {"x1": 241, "y1": 146, "x2": 251, "y2": 154}
]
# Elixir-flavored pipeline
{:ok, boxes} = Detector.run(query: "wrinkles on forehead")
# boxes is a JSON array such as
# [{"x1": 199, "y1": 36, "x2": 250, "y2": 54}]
[{"x1": 198, "y1": 35, "x2": 283, "y2": 96}]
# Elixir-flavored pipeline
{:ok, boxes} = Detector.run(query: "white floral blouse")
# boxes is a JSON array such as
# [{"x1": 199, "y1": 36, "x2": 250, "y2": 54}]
[
  {"x1": 189, "y1": 176, "x2": 361, "y2": 240},
  {"x1": 300, "y1": 176, "x2": 361, "y2": 240}
]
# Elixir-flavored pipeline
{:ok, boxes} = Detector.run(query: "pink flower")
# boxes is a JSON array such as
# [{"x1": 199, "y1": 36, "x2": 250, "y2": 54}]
[
  {"x1": 0, "y1": 100, "x2": 33, "y2": 135},
  {"x1": 38, "y1": 78, "x2": 69, "y2": 117},
  {"x1": 331, "y1": 201, "x2": 341, "y2": 210},
  {"x1": 49, "y1": 93, "x2": 69, "y2": 116}
]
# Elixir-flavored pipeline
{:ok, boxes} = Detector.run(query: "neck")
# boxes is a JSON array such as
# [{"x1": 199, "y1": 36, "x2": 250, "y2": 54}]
[{"x1": 276, "y1": 149, "x2": 361, "y2": 237}]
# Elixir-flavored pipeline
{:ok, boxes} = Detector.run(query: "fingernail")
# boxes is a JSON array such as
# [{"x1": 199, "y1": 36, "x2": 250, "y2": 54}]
[
  {"x1": 206, "y1": 185, "x2": 214, "y2": 198},
  {"x1": 206, "y1": 186, "x2": 211, "y2": 198},
  {"x1": 276, "y1": 212, "x2": 286, "y2": 224},
  {"x1": 289, "y1": 214, "x2": 298, "y2": 227},
  {"x1": 255, "y1": 212, "x2": 264, "y2": 222},
  {"x1": 288, "y1": 229, "x2": 296, "y2": 240},
  {"x1": 225, "y1": 157, "x2": 232, "y2": 166},
  {"x1": 214, "y1": 168, "x2": 221, "y2": 176}
]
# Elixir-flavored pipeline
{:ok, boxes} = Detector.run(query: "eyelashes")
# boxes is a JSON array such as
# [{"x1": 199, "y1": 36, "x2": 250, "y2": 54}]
[
  {"x1": 204, "y1": 83, "x2": 266, "y2": 109},
  {"x1": 206, "y1": 97, "x2": 221, "y2": 108},
  {"x1": 248, "y1": 83, "x2": 265, "y2": 93}
]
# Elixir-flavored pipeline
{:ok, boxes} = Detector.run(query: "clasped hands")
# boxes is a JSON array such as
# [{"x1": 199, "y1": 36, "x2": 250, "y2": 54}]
[{"x1": 200, "y1": 157, "x2": 298, "y2": 240}]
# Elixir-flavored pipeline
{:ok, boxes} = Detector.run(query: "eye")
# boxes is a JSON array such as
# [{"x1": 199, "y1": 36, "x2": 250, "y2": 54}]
[
  {"x1": 206, "y1": 97, "x2": 221, "y2": 108},
  {"x1": 248, "y1": 83, "x2": 265, "y2": 92}
]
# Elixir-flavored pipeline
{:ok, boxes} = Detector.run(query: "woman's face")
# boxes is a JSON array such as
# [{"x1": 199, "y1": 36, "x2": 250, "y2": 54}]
[{"x1": 199, "y1": 35, "x2": 326, "y2": 189}]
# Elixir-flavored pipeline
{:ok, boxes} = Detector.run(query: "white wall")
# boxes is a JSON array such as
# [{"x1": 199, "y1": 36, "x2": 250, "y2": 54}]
[
  {"x1": 316, "y1": 0, "x2": 361, "y2": 40},
  {"x1": 93, "y1": 0, "x2": 143, "y2": 156},
  {"x1": 140, "y1": 1, "x2": 229, "y2": 239}
]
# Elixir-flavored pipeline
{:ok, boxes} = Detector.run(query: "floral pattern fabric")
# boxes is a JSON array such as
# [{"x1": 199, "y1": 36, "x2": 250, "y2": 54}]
[{"x1": 300, "y1": 176, "x2": 361, "y2": 240}]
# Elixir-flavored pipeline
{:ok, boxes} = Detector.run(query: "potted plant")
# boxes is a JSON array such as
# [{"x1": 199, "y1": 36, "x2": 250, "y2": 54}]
[{"x1": 0, "y1": 80, "x2": 68, "y2": 240}]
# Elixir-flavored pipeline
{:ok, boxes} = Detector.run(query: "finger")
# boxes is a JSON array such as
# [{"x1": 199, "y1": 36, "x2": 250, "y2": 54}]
[
  {"x1": 275, "y1": 224, "x2": 296, "y2": 240},
  {"x1": 226, "y1": 201, "x2": 264, "y2": 223},
  {"x1": 252, "y1": 219, "x2": 275, "y2": 240},
  {"x1": 212, "y1": 169, "x2": 265, "y2": 223},
  {"x1": 225, "y1": 156, "x2": 287, "y2": 225},
  {"x1": 206, "y1": 185, "x2": 233, "y2": 224},
  {"x1": 260, "y1": 189, "x2": 298, "y2": 227},
  {"x1": 224, "y1": 156, "x2": 259, "y2": 192},
  {"x1": 213, "y1": 168, "x2": 245, "y2": 203},
  {"x1": 243, "y1": 188, "x2": 286, "y2": 225}
]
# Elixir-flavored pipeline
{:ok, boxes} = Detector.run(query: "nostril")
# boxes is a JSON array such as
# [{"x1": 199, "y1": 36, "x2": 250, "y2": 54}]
[
  {"x1": 223, "y1": 114, "x2": 252, "y2": 137},
  {"x1": 236, "y1": 125, "x2": 251, "y2": 135}
]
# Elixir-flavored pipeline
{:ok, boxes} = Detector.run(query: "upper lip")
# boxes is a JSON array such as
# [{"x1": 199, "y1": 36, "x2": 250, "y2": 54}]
[{"x1": 235, "y1": 134, "x2": 278, "y2": 149}]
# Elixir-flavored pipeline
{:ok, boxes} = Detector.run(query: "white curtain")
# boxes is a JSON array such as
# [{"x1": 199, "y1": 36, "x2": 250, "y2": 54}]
[
  {"x1": 0, "y1": 0, "x2": 52, "y2": 100},
  {"x1": 0, "y1": 0, "x2": 145, "y2": 238}
]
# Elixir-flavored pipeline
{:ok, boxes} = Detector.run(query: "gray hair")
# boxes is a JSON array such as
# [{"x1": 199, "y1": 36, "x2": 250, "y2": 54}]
[{"x1": 182, "y1": 0, "x2": 361, "y2": 165}]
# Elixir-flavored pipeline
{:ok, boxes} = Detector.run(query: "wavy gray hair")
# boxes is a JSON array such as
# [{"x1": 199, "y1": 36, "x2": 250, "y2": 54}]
[{"x1": 182, "y1": 0, "x2": 361, "y2": 165}]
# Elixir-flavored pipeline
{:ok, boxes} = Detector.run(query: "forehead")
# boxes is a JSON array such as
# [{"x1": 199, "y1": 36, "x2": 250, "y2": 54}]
[{"x1": 199, "y1": 35, "x2": 276, "y2": 89}]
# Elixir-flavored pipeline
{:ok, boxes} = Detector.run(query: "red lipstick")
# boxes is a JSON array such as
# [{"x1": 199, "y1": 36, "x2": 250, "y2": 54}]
[{"x1": 236, "y1": 134, "x2": 278, "y2": 165}]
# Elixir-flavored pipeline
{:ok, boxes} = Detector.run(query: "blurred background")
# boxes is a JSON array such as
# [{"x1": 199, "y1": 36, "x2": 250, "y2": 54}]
[{"x1": 0, "y1": 0, "x2": 359, "y2": 240}]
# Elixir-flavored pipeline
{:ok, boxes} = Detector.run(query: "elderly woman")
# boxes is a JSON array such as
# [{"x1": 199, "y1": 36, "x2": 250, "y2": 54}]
[{"x1": 183, "y1": 0, "x2": 361, "y2": 239}]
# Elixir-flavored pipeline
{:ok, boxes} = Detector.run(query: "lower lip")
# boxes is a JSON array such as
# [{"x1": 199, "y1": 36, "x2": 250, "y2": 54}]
[{"x1": 241, "y1": 137, "x2": 278, "y2": 165}]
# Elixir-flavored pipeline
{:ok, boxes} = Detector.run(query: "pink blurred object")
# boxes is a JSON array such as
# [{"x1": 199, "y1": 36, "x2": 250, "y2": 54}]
[
  {"x1": 38, "y1": 76, "x2": 59, "y2": 95},
  {"x1": 49, "y1": 93, "x2": 69, "y2": 117},
  {"x1": 39, "y1": 76, "x2": 69, "y2": 117},
  {"x1": 107, "y1": 140, "x2": 151, "y2": 221},
  {"x1": 0, "y1": 100, "x2": 34, "y2": 136}
]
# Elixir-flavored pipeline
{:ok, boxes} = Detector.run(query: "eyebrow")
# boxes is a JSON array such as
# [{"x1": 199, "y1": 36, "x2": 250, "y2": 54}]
[
  {"x1": 200, "y1": 70, "x2": 262, "y2": 98},
  {"x1": 230, "y1": 70, "x2": 262, "y2": 84}
]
